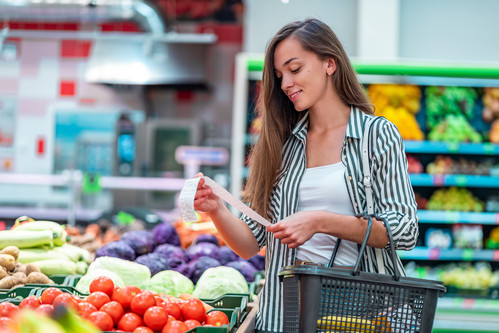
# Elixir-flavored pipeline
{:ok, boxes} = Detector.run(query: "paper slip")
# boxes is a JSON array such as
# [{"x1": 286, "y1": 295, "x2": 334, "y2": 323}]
[{"x1": 179, "y1": 176, "x2": 271, "y2": 227}]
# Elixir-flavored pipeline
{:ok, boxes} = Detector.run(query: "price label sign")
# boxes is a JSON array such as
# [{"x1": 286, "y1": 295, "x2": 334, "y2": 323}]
[
  {"x1": 429, "y1": 248, "x2": 440, "y2": 260},
  {"x1": 432, "y1": 175, "x2": 445, "y2": 186}
]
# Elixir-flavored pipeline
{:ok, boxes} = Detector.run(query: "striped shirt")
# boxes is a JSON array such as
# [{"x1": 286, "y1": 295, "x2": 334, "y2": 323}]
[{"x1": 242, "y1": 106, "x2": 419, "y2": 332}]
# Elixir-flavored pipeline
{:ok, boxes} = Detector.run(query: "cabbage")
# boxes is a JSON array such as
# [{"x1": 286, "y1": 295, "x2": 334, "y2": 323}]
[
  {"x1": 121, "y1": 230, "x2": 155, "y2": 255},
  {"x1": 142, "y1": 270, "x2": 194, "y2": 297},
  {"x1": 194, "y1": 233, "x2": 219, "y2": 247},
  {"x1": 89, "y1": 256, "x2": 151, "y2": 286},
  {"x1": 193, "y1": 266, "x2": 249, "y2": 299},
  {"x1": 152, "y1": 223, "x2": 181, "y2": 247},
  {"x1": 135, "y1": 253, "x2": 169, "y2": 276},
  {"x1": 95, "y1": 240, "x2": 136, "y2": 261},
  {"x1": 217, "y1": 246, "x2": 238, "y2": 265},
  {"x1": 248, "y1": 254, "x2": 265, "y2": 271},
  {"x1": 226, "y1": 260, "x2": 258, "y2": 282},
  {"x1": 153, "y1": 244, "x2": 188, "y2": 262},
  {"x1": 187, "y1": 256, "x2": 221, "y2": 284},
  {"x1": 186, "y1": 242, "x2": 220, "y2": 261},
  {"x1": 75, "y1": 268, "x2": 125, "y2": 294}
]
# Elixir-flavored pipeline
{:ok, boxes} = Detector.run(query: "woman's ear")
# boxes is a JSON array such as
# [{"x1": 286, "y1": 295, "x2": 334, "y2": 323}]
[{"x1": 326, "y1": 58, "x2": 336, "y2": 76}]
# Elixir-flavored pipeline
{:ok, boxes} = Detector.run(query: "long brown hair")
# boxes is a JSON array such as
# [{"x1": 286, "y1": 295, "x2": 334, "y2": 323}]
[{"x1": 242, "y1": 18, "x2": 373, "y2": 219}]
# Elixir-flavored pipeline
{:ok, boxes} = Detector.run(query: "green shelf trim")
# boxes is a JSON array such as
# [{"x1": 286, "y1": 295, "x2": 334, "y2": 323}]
[{"x1": 246, "y1": 58, "x2": 499, "y2": 79}]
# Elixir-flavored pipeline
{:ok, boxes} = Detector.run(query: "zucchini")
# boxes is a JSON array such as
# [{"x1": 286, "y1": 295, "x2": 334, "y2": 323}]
[
  {"x1": 17, "y1": 248, "x2": 71, "y2": 264},
  {"x1": 30, "y1": 259, "x2": 77, "y2": 276},
  {"x1": 0, "y1": 230, "x2": 54, "y2": 249}
]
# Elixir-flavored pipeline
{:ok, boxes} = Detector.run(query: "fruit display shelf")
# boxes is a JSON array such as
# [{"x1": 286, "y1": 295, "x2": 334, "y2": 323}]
[
  {"x1": 410, "y1": 174, "x2": 499, "y2": 188},
  {"x1": 405, "y1": 140, "x2": 499, "y2": 155},
  {"x1": 397, "y1": 247, "x2": 499, "y2": 262},
  {"x1": 417, "y1": 210, "x2": 499, "y2": 225}
]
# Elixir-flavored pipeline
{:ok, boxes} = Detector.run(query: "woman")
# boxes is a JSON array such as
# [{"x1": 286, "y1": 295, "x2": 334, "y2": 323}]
[{"x1": 194, "y1": 18, "x2": 418, "y2": 333}]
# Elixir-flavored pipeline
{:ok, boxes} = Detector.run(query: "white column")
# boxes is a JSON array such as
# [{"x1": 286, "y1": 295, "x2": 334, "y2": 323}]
[{"x1": 357, "y1": 0, "x2": 400, "y2": 60}]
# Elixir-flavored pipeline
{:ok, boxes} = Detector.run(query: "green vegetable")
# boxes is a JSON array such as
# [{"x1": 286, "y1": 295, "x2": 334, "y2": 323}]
[
  {"x1": 88, "y1": 256, "x2": 151, "y2": 286},
  {"x1": 75, "y1": 268, "x2": 125, "y2": 294},
  {"x1": 193, "y1": 266, "x2": 249, "y2": 299},
  {"x1": 141, "y1": 270, "x2": 194, "y2": 297}
]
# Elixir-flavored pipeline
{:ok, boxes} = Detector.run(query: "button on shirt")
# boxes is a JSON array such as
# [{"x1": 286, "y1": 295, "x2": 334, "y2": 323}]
[{"x1": 241, "y1": 107, "x2": 419, "y2": 333}]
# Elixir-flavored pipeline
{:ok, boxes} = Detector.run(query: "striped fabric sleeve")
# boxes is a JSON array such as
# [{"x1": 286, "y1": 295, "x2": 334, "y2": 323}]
[
  {"x1": 370, "y1": 119, "x2": 419, "y2": 251},
  {"x1": 240, "y1": 213, "x2": 268, "y2": 249}
]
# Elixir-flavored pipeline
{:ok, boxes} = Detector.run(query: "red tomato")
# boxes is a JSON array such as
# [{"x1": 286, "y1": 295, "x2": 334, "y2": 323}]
[
  {"x1": 112, "y1": 285, "x2": 141, "y2": 310},
  {"x1": 130, "y1": 292, "x2": 156, "y2": 316},
  {"x1": 40, "y1": 287, "x2": 63, "y2": 305},
  {"x1": 78, "y1": 302, "x2": 98, "y2": 319},
  {"x1": 161, "y1": 302, "x2": 183, "y2": 321},
  {"x1": 0, "y1": 302, "x2": 18, "y2": 318},
  {"x1": 100, "y1": 301, "x2": 125, "y2": 325},
  {"x1": 36, "y1": 304, "x2": 54, "y2": 316},
  {"x1": 85, "y1": 291, "x2": 111, "y2": 310},
  {"x1": 143, "y1": 306, "x2": 168, "y2": 331},
  {"x1": 180, "y1": 298, "x2": 206, "y2": 323},
  {"x1": 71, "y1": 294, "x2": 82, "y2": 304},
  {"x1": 53, "y1": 293, "x2": 78, "y2": 310},
  {"x1": 161, "y1": 320, "x2": 187, "y2": 333},
  {"x1": 155, "y1": 296, "x2": 165, "y2": 306},
  {"x1": 133, "y1": 326, "x2": 154, "y2": 333},
  {"x1": 88, "y1": 311, "x2": 114, "y2": 331},
  {"x1": 184, "y1": 319, "x2": 202, "y2": 329},
  {"x1": 89, "y1": 276, "x2": 115, "y2": 297},
  {"x1": 118, "y1": 312, "x2": 144, "y2": 332},
  {"x1": 0, "y1": 316, "x2": 14, "y2": 328},
  {"x1": 19, "y1": 296, "x2": 41, "y2": 310},
  {"x1": 206, "y1": 310, "x2": 229, "y2": 326}
]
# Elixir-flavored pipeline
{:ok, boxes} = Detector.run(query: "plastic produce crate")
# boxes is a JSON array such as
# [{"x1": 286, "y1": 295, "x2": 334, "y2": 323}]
[
  {"x1": 26, "y1": 284, "x2": 87, "y2": 297},
  {"x1": 0, "y1": 286, "x2": 38, "y2": 303},
  {"x1": 279, "y1": 265, "x2": 446, "y2": 333},
  {"x1": 49, "y1": 274, "x2": 82, "y2": 287}
]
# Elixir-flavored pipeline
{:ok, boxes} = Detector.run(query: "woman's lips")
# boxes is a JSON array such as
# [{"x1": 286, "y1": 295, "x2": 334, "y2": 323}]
[{"x1": 289, "y1": 91, "x2": 301, "y2": 102}]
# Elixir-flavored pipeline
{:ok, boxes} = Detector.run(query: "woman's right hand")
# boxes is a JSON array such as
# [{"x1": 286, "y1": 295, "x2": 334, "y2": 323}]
[{"x1": 193, "y1": 173, "x2": 222, "y2": 213}]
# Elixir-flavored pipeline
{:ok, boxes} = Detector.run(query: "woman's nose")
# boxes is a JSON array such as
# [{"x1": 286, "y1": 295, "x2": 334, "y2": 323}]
[{"x1": 281, "y1": 74, "x2": 293, "y2": 90}]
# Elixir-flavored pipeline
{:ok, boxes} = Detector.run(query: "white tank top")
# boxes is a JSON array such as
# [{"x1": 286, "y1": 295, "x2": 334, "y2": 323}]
[{"x1": 296, "y1": 162, "x2": 358, "y2": 266}]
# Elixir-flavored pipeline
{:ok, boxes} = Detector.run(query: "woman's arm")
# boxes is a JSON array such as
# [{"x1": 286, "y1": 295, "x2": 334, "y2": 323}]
[{"x1": 194, "y1": 175, "x2": 260, "y2": 259}]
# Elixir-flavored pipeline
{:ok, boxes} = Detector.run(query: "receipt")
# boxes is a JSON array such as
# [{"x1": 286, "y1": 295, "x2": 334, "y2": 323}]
[{"x1": 179, "y1": 176, "x2": 271, "y2": 227}]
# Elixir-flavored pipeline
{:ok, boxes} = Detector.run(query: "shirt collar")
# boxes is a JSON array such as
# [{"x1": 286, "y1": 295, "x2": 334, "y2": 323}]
[{"x1": 291, "y1": 111, "x2": 309, "y2": 141}]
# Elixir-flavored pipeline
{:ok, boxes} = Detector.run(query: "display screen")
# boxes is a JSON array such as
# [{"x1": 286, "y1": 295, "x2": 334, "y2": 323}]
[{"x1": 117, "y1": 134, "x2": 135, "y2": 162}]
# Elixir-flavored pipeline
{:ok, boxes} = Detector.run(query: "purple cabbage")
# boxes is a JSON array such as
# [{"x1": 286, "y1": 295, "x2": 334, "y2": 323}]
[
  {"x1": 121, "y1": 230, "x2": 155, "y2": 256},
  {"x1": 153, "y1": 244, "x2": 188, "y2": 262},
  {"x1": 187, "y1": 256, "x2": 221, "y2": 284},
  {"x1": 248, "y1": 254, "x2": 265, "y2": 271},
  {"x1": 135, "y1": 252, "x2": 169, "y2": 276},
  {"x1": 186, "y1": 242, "x2": 220, "y2": 261},
  {"x1": 217, "y1": 246, "x2": 238, "y2": 265},
  {"x1": 194, "y1": 233, "x2": 219, "y2": 247},
  {"x1": 95, "y1": 240, "x2": 136, "y2": 261},
  {"x1": 226, "y1": 260, "x2": 258, "y2": 282},
  {"x1": 152, "y1": 222, "x2": 181, "y2": 247}
]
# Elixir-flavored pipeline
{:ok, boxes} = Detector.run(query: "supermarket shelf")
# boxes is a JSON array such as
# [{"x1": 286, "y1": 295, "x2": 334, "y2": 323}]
[
  {"x1": 405, "y1": 141, "x2": 499, "y2": 155},
  {"x1": 418, "y1": 210, "x2": 499, "y2": 225},
  {"x1": 410, "y1": 173, "x2": 499, "y2": 188},
  {"x1": 398, "y1": 247, "x2": 499, "y2": 261}
]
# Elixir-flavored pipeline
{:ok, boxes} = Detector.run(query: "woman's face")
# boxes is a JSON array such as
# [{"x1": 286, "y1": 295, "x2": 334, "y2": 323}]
[{"x1": 273, "y1": 36, "x2": 332, "y2": 112}]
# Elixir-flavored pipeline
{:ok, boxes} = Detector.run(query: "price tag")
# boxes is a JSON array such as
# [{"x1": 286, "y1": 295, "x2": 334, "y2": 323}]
[
  {"x1": 446, "y1": 142, "x2": 459, "y2": 153},
  {"x1": 455, "y1": 175, "x2": 467, "y2": 187},
  {"x1": 482, "y1": 143, "x2": 495, "y2": 155},
  {"x1": 462, "y1": 249, "x2": 474, "y2": 261},
  {"x1": 432, "y1": 175, "x2": 445, "y2": 186},
  {"x1": 493, "y1": 250, "x2": 499, "y2": 261},
  {"x1": 463, "y1": 298, "x2": 476, "y2": 309},
  {"x1": 428, "y1": 248, "x2": 440, "y2": 260}
]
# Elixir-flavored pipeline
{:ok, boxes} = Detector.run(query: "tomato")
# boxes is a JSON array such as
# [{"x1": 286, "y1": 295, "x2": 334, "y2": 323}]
[
  {"x1": 184, "y1": 319, "x2": 202, "y2": 329},
  {"x1": 155, "y1": 296, "x2": 165, "y2": 306},
  {"x1": 180, "y1": 298, "x2": 206, "y2": 323},
  {"x1": 19, "y1": 296, "x2": 41, "y2": 310},
  {"x1": 118, "y1": 312, "x2": 144, "y2": 332},
  {"x1": 85, "y1": 291, "x2": 111, "y2": 310},
  {"x1": 53, "y1": 293, "x2": 78, "y2": 311},
  {"x1": 130, "y1": 292, "x2": 156, "y2": 316},
  {"x1": 0, "y1": 317, "x2": 14, "y2": 328},
  {"x1": 88, "y1": 311, "x2": 114, "y2": 331},
  {"x1": 40, "y1": 287, "x2": 63, "y2": 305},
  {"x1": 161, "y1": 302, "x2": 182, "y2": 321},
  {"x1": 0, "y1": 302, "x2": 18, "y2": 318},
  {"x1": 143, "y1": 306, "x2": 168, "y2": 331},
  {"x1": 72, "y1": 294, "x2": 82, "y2": 304},
  {"x1": 133, "y1": 326, "x2": 154, "y2": 333},
  {"x1": 100, "y1": 300, "x2": 124, "y2": 325},
  {"x1": 36, "y1": 304, "x2": 54, "y2": 316},
  {"x1": 206, "y1": 310, "x2": 229, "y2": 326},
  {"x1": 89, "y1": 276, "x2": 114, "y2": 297},
  {"x1": 78, "y1": 302, "x2": 98, "y2": 319},
  {"x1": 161, "y1": 320, "x2": 187, "y2": 333},
  {"x1": 112, "y1": 285, "x2": 141, "y2": 310}
]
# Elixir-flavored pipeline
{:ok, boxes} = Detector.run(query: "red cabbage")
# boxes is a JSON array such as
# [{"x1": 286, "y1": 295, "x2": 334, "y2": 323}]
[
  {"x1": 95, "y1": 240, "x2": 136, "y2": 261},
  {"x1": 152, "y1": 222, "x2": 181, "y2": 247},
  {"x1": 153, "y1": 243, "x2": 188, "y2": 262},
  {"x1": 186, "y1": 242, "x2": 220, "y2": 261},
  {"x1": 135, "y1": 253, "x2": 169, "y2": 276},
  {"x1": 248, "y1": 254, "x2": 265, "y2": 271},
  {"x1": 226, "y1": 260, "x2": 258, "y2": 282},
  {"x1": 217, "y1": 246, "x2": 239, "y2": 265},
  {"x1": 194, "y1": 233, "x2": 219, "y2": 247},
  {"x1": 187, "y1": 256, "x2": 221, "y2": 284},
  {"x1": 121, "y1": 230, "x2": 155, "y2": 255}
]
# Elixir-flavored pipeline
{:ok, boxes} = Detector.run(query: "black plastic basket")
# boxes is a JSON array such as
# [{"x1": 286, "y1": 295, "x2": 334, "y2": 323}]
[{"x1": 278, "y1": 215, "x2": 446, "y2": 333}]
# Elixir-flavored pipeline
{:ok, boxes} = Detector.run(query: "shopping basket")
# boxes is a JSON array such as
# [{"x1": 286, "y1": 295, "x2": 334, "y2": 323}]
[{"x1": 278, "y1": 215, "x2": 446, "y2": 333}]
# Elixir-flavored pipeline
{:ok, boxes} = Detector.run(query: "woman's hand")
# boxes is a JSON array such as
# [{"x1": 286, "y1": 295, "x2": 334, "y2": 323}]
[
  {"x1": 193, "y1": 173, "x2": 223, "y2": 213},
  {"x1": 266, "y1": 211, "x2": 320, "y2": 248}
]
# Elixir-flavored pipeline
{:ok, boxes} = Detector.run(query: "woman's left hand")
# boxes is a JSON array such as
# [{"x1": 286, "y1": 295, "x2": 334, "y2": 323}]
[{"x1": 266, "y1": 211, "x2": 319, "y2": 248}]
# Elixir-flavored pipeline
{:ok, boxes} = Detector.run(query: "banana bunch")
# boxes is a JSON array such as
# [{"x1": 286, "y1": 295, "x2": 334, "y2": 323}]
[
  {"x1": 5, "y1": 216, "x2": 91, "y2": 276},
  {"x1": 7, "y1": 306, "x2": 100, "y2": 333},
  {"x1": 317, "y1": 315, "x2": 392, "y2": 332}
]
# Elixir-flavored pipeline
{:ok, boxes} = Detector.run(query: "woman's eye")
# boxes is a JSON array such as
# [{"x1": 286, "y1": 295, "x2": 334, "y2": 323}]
[{"x1": 291, "y1": 67, "x2": 300, "y2": 73}]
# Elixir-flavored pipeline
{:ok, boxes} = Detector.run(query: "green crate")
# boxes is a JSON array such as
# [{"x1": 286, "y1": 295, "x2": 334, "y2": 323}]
[
  {"x1": 0, "y1": 286, "x2": 38, "y2": 300},
  {"x1": 26, "y1": 284, "x2": 87, "y2": 297},
  {"x1": 0, "y1": 298, "x2": 21, "y2": 305},
  {"x1": 49, "y1": 274, "x2": 82, "y2": 287}
]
